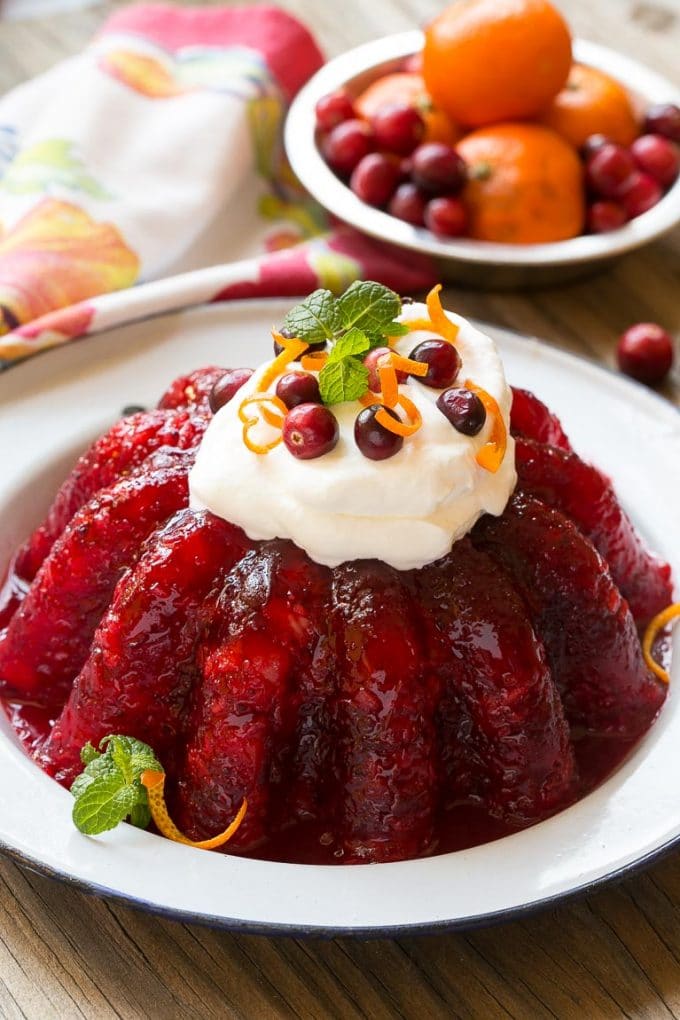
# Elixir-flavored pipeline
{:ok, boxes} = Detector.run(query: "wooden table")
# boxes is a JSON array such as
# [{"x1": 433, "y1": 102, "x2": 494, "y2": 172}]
[{"x1": 0, "y1": 1, "x2": 678, "y2": 1016}]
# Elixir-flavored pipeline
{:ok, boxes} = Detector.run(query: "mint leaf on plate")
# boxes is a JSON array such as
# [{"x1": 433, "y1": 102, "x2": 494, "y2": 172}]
[
  {"x1": 336, "y1": 282, "x2": 402, "y2": 336},
  {"x1": 71, "y1": 734, "x2": 162, "y2": 836},
  {"x1": 319, "y1": 357, "x2": 369, "y2": 405},
  {"x1": 282, "y1": 289, "x2": 341, "y2": 345}
]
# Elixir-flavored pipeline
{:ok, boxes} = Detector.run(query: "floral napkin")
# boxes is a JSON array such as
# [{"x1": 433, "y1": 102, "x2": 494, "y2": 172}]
[{"x1": 0, "y1": 3, "x2": 435, "y2": 369}]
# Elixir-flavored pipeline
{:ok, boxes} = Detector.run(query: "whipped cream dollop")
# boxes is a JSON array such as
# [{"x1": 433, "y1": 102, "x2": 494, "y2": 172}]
[{"x1": 189, "y1": 302, "x2": 516, "y2": 570}]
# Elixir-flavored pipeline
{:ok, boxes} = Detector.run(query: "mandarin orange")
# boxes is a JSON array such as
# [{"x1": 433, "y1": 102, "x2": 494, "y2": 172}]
[
  {"x1": 457, "y1": 123, "x2": 585, "y2": 243},
  {"x1": 355, "y1": 72, "x2": 461, "y2": 145},
  {"x1": 423, "y1": 0, "x2": 572, "y2": 127},
  {"x1": 540, "y1": 63, "x2": 639, "y2": 148}
]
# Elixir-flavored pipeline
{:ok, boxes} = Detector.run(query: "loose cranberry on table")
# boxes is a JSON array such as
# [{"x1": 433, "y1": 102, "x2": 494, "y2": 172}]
[
  {"x1": 371, "y1": 103, "x2": 425, "y2": 156},
  {"x1": 617, "y1": 171, "x2": 663, "y2": 218},
  {"x1": 424, "y1": 196, "x2": 468, "y2": 238},
  {"x1": 586, "y1": 200, "x2": 627, "y2": 234},
  {"x1": 275, "y1": 372, "x2": 321, "y2": 409},
  {"x1": 409, "y1": 338, "x2": 461, "y2": 388},
  {"x1": 388, "y1": 182, "x2": 428, "y2": 225},
  {"x1": 208, "y1": 368, "x2": 254, "y2": 413},
  {"x1": 411, "y1": 142, "x2": 467, "y2": 195},
  {"x1": 315, "y1": 90, "x2": 356, "y2": 132},
  {"x1": 437, "y1": 387, "x2": 487, "y2": 435},
  {"x1": 322, "y1": 119, "x2": 374, "y2": 176},
  {"x1": 363, "y1": 347, "x2": 408, "y2": 391},
  {"x1": 643, "y1": 103, "x2": 680, "y2": 143},
  {"x1": 630, "y1": 134, "x2": 680, "y2": 189},
  {"x1": 283, "y1": 403, "x2": 339, "y2": 460},
  {"x1": 350, "y1": 153, "x2": 400, "y2": 207},
  {"x1": 586, "y1": 143, "x2": 636, "y2": 198},
  {"x1": 617, "y1": 323, "x2": 674, "y2": 385},
  {"x1": 354, "y1": 404, "x2": 404, "y2": 460}
]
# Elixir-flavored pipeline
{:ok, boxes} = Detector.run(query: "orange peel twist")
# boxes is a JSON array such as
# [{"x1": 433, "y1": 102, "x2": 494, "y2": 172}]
[
  {"x1": 141, "y1": 771, "x2": 247, "y2": 851},
  {"x1": 642, "y1": 603, "x2": 680, "y2": 684},
  {"x1": 259, "y1": 330, "x2": 309, "y2": 392},
  {"x1": 376, "y1": 394, "x2": 422, "y2": 437},
  {"x1": 238, "y1": 394, "x2": 287, "y2": 454},
  {"x1": 464, "y1": 378, "x2": 507, "y2": 473},
  {"x1": 425, "y1": 284, "x2": 460, "y2": 344}
]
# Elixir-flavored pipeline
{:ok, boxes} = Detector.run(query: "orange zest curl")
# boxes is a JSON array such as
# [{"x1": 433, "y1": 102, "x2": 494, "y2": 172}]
[
  {"x1": 141, "y1": 771, "x2": 247, "y2": 851},
  {"x1": 406, "y1": 317, "x2": 436, "y2": 333},
  {"x1": 378, "y1": 361, "x2": 400, "y2": 409},
  {"x1": 642, "y1": 603, "x2": 680, "y2": 685},
  {"x1": 464, "y1": 378, "x2": 507, "y2": 473},
  {"x1": 426, "y1": 284, "x2": 460, "y2": 344},
  {"x1": 390, "y1": 353, "x2": 429, "y2": 378},
  {"x1": 300, "y1": 351, "x2": 329, "y2": 371},
  {"x1": 376, "y1": 394, "x2": 422, "y2": 437},
  {"x1": 259, "y1": 330, "x2": 309, "y2": 392},
  {"x1": 238, "y1": 394, "x2": 287, "y2": 454}
]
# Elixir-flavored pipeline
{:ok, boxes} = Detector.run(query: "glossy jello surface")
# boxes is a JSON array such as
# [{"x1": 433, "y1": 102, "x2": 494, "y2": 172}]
[{"x1": 0, "y1": 315, "x2": 673, "y2": 864}]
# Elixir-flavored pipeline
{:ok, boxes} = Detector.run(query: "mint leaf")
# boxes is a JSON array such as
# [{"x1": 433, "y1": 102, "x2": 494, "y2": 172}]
[
  {"x1": 80, "y1": 741, "x2": 99, "y2": 766},
  {"x1": 327, "y1": 327, "x2": 370, "y2": 362},
  {"x1": 385, "y1": 321, "x2": 409, "y2": 337},
  {"x1": 71, "y1": 734, "x2": 162, "y2": 837},
  {"x1": 282, "y1": 289, "x2": 340, "y2": 345},
  {"x1": 73, "y1": 775, "x2": 139, "y2": 835},
  {"x1": 336, "y1": 282, "x2": 402, "y2": 335},
  {"x1": 319, "y1": 357, "x2": 369, "y2": 405}
]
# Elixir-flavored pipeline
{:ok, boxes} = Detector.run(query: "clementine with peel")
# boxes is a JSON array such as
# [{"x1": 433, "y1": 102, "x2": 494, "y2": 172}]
[
  {"x1": 355, "y1": 72, "x2": 461, "y2": 145},
  {"x1": 457, "y1": 123, "x2": 585, "y2": 244},
  {"x1": 540, "y1": 63, "x2": 639, "y2": 148},
  {"x1": 423, "y1": 0, "x2": 572, "y2": 128}
]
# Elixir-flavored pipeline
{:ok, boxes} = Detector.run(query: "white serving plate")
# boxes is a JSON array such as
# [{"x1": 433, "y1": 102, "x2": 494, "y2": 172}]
[
  {"x1": 0, "y1": 298, "x2": 678, "y2": 936},
  {"x1": 285, "y1": 33, "x2": 680, "y2": 288}
]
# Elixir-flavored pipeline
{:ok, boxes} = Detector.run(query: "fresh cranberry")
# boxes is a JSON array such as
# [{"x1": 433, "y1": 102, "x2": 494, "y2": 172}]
[
  {"x1": 411, "y1": 143, "x2": 467, "y2": 195},
  {"x1": 409, "y1": 338, "x2": 461, "y2": 388},
  {"x1": 617, "y1": 322, "x2": 674, "y2": 385},
  {"x1": 580, "y1": 134, "x2": 611, "y2": 160},
  {"x1": 354, "y1": 404, "x2": 403, "y2": 460},
  {"x1": 586, "y1": 200, "x2": 628, "y2": 233},
  {"x1": 644, "y1": 103, "x2": 680, "y2": 143},
  {"x1": 630, "y1": 134, "x2": 680, "y2": 188},
  {"x1": 282, "y1": 403, "x2": 339, "y2": 459},
  {"x1": 586, "y1": 143, "x2": 636, "y2": 198},
  {"x1": 276, "y1": 372, "x2": 321, "y2": 409},
  {"x1": 437, "y1": 387, "x2": 486, "y2": 435},
  {"x1": 388, "y1": 182, "x2": 428, "y2": 225},
  {"x1": 618, "y1": 171, "x2": 663, "y2": 218},
  {"x1": 424, "y1": 196, "x2": 468, "y2": 238},
  {"x1": 209, "y1": 368, "x2": 254, "y2": 413},
  {"x1": 371, "y1": 103, "x2": 425, "y2": 155},
  {"x1": 363, "y1": 347, "x2": 408, "y2": 391},
  {"x1": 387, "y1": 182, "x2": 426, "y2": 226},
  {"x1": 322, "y1": 119, "x2": 374, "y2": 176},
  {"x1": 315, "y1": 90, "x2": 356, "y2": 133},
  {"x1": 350, "y1": 153, "x2": 400, "y2": 207},
  {"x1": 274, "y1": 335, "x2": 326, "y2": 359}
]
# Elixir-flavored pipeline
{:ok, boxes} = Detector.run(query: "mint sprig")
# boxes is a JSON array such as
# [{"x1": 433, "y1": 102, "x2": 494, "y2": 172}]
[
  {"x1": 280, "y1": 282, "x2": 405, "y2": 405},
  {"x1": 71, "y1": 735, "x2": 162, "y2": 836}
]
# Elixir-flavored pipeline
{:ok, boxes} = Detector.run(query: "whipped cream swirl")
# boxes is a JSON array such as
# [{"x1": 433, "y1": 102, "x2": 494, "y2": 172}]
[{"x1": 189, "y1": 302, "x2": 516, "y2": 570}]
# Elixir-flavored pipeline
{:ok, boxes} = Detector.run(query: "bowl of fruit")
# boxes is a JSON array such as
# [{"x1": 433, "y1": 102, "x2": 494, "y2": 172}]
[{"x1": 285, "y1": 0, "x2": 680, "y2": 288}]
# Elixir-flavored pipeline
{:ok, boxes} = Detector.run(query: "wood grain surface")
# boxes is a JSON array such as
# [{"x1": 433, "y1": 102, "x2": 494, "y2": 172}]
[{"x1": 0, "y1": 1, "x2": 679, "y2": 1017}]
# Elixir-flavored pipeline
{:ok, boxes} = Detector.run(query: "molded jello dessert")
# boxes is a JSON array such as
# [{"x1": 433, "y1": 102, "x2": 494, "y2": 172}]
[{"x1": 0, "y1": 283, "x2": 676, "y2": 864}]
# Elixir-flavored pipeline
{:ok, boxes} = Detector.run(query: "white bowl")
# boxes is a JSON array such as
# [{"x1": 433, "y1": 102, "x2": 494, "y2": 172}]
[
  {"x1": 285, "y1": 32, "x2": 680, "y2": 288},
  {"x1": 0, "y1": 298, "x2": 678, "y2": 935}
]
